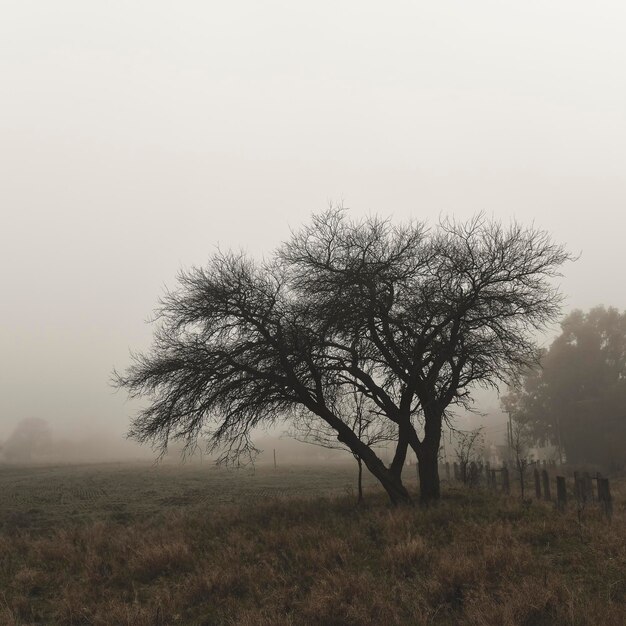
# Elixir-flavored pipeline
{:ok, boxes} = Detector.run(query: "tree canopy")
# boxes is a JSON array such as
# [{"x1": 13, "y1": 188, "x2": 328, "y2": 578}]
[
  {"x1": 116, "y1": 209, "x2": 571, "y2": 504},
  {"x1": 503, "y1": 306, "x2": 626, "y2": 469}
]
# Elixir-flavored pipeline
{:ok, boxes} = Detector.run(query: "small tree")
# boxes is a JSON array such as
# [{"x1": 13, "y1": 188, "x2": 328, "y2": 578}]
[
  {"x1": 453, "y1": 427, "x2": 484, "y2": 486},
  {"x1": 511, "y1": 419, "x2": 534, "y2": 499},
  {"x1": 291, "y1": 383, "x2": 397, "y2": 503}
]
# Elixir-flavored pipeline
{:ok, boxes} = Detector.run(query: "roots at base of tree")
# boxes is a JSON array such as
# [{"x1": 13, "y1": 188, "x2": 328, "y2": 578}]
[
  {"x1": 386, "y1": 483, "x2": 412, "y2": 506},
  {"x1": 373, "y1": 471, "x2": 412, "y2": 506},
  {"x1": 361, "y1": 452, "x2": 441, "y2": 506}
]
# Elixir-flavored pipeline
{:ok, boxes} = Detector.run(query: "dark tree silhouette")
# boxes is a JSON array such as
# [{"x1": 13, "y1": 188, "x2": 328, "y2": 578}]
[
  {"x1": 115, "y1": 209, "x2": 571, "y2": 504},
  {"x1": 503, "y1": 306, "x2": 626, "y2": 469},
  {"x1": 452, "y1": 427, "x2": 484, "y2": 486}
]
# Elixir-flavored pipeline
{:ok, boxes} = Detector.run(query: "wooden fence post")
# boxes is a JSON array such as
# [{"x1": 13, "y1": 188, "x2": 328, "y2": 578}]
[
  {"x1": 541, "y1": 469, "x2": 551, "y2": 501},
  {"x1": 490, "y1": 469, "x2": 497, "y2": 491},
  {"x1": 556, "y1": 476, "x2": 567, "y2": 511},
  {"x1": 597, "y1": 478, "x2": 613, "y2": 519},
  {"x1": 574, "y1": 471, "x2": 584, "y2": 504},
  {"x1": 534, "y1": 467, "x2": 541, "y2": 499},
  {"x1": 453, "y1": 462, "x2": 459, "y2": 481},
  {"x1": 460, "y1": 461, "x2": 467, "y2": 484},
  {"x1": 469, "y1": 461, "x2": 478, "y2": 486},
  {"x1": 583, "y1": 472, "x2": 594, "y2": 502},
  {"x1": 445, "y1": 462, "x2": 451, "y2": 481},
  {"x1": 502, "y1": 467, "x2": 510, "y2": 495}
]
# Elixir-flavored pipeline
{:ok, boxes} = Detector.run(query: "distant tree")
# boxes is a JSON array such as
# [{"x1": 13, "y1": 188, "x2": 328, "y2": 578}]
[
  {"x1": 115, "y1": 209, "x2": 571, "y2": 504},
  {"x1": 503, "y1": 307, "x2": 626, "y2": 469},
  {"x1": 0, "y1": 418, "x2": 52, "y2": 463}
]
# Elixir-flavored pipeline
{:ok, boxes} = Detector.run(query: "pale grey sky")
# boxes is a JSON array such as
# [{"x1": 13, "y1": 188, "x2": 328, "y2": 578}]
[{"x1": 1, "y1": 1, "x2": 625, "y2": 442}]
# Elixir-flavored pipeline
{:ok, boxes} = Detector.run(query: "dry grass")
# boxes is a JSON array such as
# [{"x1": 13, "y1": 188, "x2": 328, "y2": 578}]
[{"x1": 1, "y1": 471, "x2": 624, "y2": 625}]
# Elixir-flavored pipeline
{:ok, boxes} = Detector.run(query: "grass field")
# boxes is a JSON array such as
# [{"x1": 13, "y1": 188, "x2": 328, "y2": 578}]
[
  {"x1": 0, "y1": 461, "x2": 390, "y2": 533},
  {"x1": 0, "y1": 462, "x2": 624, "y2": 625}
]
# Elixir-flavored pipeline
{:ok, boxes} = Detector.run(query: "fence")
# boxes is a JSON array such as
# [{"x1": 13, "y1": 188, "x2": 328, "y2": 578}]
[{"x1": 440, "y1": 460, "x2": 614, "y2": 519}]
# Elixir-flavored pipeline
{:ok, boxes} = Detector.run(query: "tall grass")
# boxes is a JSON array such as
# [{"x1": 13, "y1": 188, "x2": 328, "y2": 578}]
[{"x1": 1, "y1": 486, "x2": 624, "y2": 625}]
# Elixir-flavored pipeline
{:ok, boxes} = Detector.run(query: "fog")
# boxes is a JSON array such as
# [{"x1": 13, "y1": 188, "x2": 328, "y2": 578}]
[
  {"x1": 0, "y1": 412, "x2": 509, "y2": 467},
  {"x1": 1, "y1": 1, "x2": 625, "y2": 459}
]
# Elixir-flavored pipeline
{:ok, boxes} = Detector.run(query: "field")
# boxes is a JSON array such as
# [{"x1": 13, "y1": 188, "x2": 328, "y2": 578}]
[
  {"x1": 0, "y1": 461, "x2": 389, "y2": 533},
  {"x1": 0, "y1": 462, "x2": 624, "y2": 625}
]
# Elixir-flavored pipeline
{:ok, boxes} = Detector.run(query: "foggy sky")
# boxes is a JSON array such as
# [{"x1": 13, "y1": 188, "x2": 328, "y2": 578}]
[{"x1": 1, "y1": 1, "x2": 625, "y2": 445}]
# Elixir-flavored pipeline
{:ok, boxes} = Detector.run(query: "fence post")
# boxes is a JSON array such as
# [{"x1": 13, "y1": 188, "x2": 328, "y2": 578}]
[
  {"x1": 453, "y1": 462, "x2": 459, "y2": 481},
  {"x1": 445, "y1": 462, "x2": 451, "y2": 481},
  {"x1": 597, "y1": 478, "x2": 613, "y2": 519},
  {"x1": 583, "y1": 472, "x2": 594, "y2": 502},
  {"x1": 574, "y1": 471, "x2": 583, "y2": 504},
  {"x1": 541, "y1": 469, "x2": 551, "y2": 501},
  {"x1": 469, "y1": 461, "x2": 478, "y2": 486},
  {"x1": 502, "y1": 467, "x2": 510, "y2": 495},
  {"x1": 534, "y1": 467, "x2": 541, "y2": 499},
  {"x1": 556, "y1": 476, "x2": 567, "y2": 511},
  {"x1": 490, "y1": 469, "x2": 497, "y2": 491},
  {"x1": 460, "y1": 461, "x2": 467, "y2": 484}
]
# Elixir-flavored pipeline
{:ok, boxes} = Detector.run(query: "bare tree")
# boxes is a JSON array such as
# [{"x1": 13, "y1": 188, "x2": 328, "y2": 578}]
[
  {"x1": 115, "y1": 209, "x2": 572, "y2": 504},
  {"x1": 453, "y1": 427, "x2": 485, "y2": 486},
  {"x1": 511, "y1": 419, "x2": 534, "y2": 500}
]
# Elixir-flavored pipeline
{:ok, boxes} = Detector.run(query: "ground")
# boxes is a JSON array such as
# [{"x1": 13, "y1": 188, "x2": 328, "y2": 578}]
[{"x1": 0, "y1": 462, "x2": 624, "y2": 625}]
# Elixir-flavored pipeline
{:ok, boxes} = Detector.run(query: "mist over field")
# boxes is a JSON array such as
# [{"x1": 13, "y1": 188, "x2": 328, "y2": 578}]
[
  {"x1": 1, "y1": 1, "x2": 626, "y2": 455},
  {"x1": 2, "y1": 3, "x2": 626, "y2": 623},
  {"x1": 0, "y1": 417, "x2": 150, "y2": 464},
  {"x1": 0, "y1": 416, "x2": 352, "y2": 465},
  {"x1": 0, "y1": 399, "x2": 510, "y2": 467}
]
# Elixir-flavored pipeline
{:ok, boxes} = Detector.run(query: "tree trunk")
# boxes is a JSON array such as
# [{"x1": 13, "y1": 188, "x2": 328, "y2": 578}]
[
  {"x1": 409, "y1": 406, "x2": 443, "y2": 504},
  {"x1": 416, "y1": 442, "x2": 441, "y2": 504},
  {"x1": 390, "y1": 431, "x2": 409, "y2": 476},
  {"x1": 342, "y1": 442, "x2": 410, "y2": 505},
  {"x1": 330, "y1": 411, "x2": 411, "y2": 506},
  {"x1": 366, "y1": 459, "x2": 411, "y2": 505}
]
